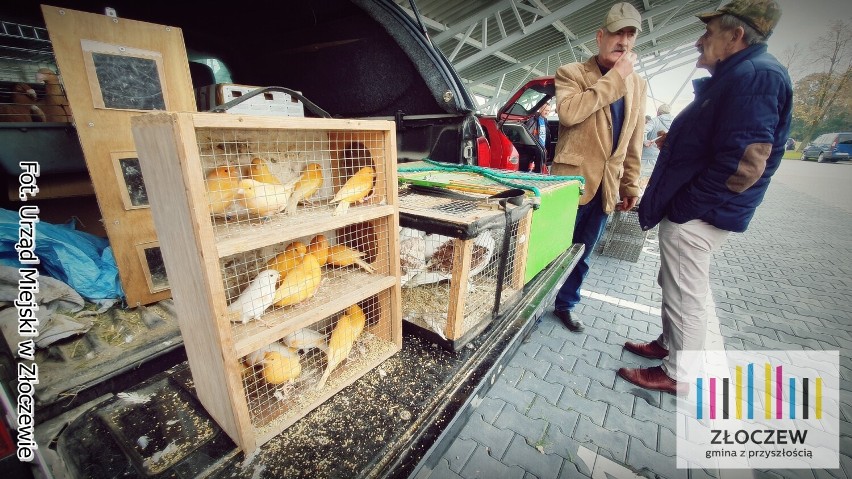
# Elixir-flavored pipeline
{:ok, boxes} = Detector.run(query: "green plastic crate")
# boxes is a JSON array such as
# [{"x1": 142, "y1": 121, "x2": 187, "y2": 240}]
[{"x1": 524, "y1": 182, "x2": 580, "y2": 283}]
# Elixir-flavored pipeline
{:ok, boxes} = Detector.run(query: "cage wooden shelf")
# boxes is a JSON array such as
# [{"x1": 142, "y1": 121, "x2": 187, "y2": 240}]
[{"x1": 131, "y1": 112, "x2": 402, "y2": 453}]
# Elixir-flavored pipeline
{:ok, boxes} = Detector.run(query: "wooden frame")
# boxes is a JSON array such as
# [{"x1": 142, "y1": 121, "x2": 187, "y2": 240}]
[
  {"x1": 110, "y1": 150, "x2": 150, "y2": 210},
  {"x1": 135, "y1": 241, "x2": 169, "y2": 294},
  {"x1": 131, "y1": 112, "x2": 401, "y2": 453}
]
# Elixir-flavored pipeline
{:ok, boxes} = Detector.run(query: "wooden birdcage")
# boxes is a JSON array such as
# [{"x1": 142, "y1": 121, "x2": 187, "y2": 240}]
[
  {"x1": 130, "y1": 112, "x2": 401, "y2": 453},
  {"x1": 397, "y1": 183, "x2": 533, "y2": 350}
]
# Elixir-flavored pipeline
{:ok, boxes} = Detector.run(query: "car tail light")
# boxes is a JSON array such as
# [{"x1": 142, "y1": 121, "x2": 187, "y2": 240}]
[
  {"x1": 832, "y1": 138, "x2": 838, "y2": 150},
  {"x1": 476, "y1": 136, "x2": 491, "y2": 167}
]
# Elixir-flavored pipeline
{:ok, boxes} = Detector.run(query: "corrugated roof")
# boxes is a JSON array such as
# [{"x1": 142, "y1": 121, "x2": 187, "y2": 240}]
[{"x1": 396, "y1": 0, "x2": 717, "y2": 107}]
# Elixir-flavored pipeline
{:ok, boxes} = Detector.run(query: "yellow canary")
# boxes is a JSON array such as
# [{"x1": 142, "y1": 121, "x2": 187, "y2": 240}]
[
  {"x1": 345, "y1": 304, "x2": 367, "y2": 338},
  {"x1": 329, "y1": 166, "x2": 374, "y2": 215},
  {"x1": 205, "y1": 166, "x2": 245, "y2": 219},
  {"x1": 266, "y1": 241, "x2": 307, "y2": 280},
  {"x1": 316, "y1": 309, "x2": 367, "y2": 389},
  {"x1": 245, "y1": 158, "x2": 281, "y2": 184},
  {"x1": 306, "y1": 235, "x2": 329, "y2": 266},
  {"x1": 261, "y1": 350, "x2": 302, "y2": 385},
  {"x1": 285, "y1": 163, "x2": 324, "y2": 214},
  {"x1": 326, "y1": 244, "x2": 376, "y2": 274},
  {"x1": 238, "y1": 177, "x2": 297, "y2": 218},
  {"x1": 273, "y1": 253, "x2": 322, "y2": 307}
]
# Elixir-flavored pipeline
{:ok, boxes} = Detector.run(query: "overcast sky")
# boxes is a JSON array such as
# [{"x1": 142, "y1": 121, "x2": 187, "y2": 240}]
[{"x1": 645, "y1": 0, "x2": 850, "y2": 116}]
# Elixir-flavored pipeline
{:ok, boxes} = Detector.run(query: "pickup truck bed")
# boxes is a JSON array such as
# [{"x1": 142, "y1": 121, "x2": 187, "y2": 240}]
[{"x1": 37, "y1": 246, "x2": 581, "y2": 478}]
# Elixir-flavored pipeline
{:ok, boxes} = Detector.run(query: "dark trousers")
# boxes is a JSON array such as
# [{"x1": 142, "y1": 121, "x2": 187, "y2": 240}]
[{"x1": 554, "y1": 188, "x2": 609, "y2": 311}]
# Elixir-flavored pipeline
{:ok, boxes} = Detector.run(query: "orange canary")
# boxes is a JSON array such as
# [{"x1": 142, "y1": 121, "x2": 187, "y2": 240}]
[
  {"x1": 245, "y1": 158, "x2": 281, "y2": 184},
  {"x1": 306, "y1": 235, "x2": 329, "y2": 266},
  {"x1": 244, "y1": 343, "x2": 302, "y2": 385},
  {"x1": 266, "y1": 241, "x2": 307, "y2": 280},
  {"x1": 285, "y1": 163, "x2": 324, "y2": 214},
  {"x1": 205, "y1": 165, "x2": 245, "y2": 219},
  {"x1": 329, "y1": 166, "x2": 374, "y2": 215}
]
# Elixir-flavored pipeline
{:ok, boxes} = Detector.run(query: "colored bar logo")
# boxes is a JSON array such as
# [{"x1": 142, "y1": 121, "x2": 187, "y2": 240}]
[{"x1": 695, "y1": 361, "x2": 823, "y2": 420}]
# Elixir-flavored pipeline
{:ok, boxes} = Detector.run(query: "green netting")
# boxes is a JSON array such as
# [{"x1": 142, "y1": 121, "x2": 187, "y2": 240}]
[{"x1": 397, "y1": 159, "x2": 585, "y2": 197}]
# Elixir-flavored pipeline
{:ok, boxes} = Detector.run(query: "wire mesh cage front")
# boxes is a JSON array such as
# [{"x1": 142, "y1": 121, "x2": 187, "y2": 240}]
[
  {"x1": 239, "y1": 293, "x2": 396, "y2": 431},
  {"x1": 398, "y1": 186, "x2": 531, "y2": 345},
  {"x1": 196, "y1": 127, "x2": 388, "y2": 237},
  {"x1": 600, "y1": 208, "x2": 648, "y2": 263},
  {"x1": 223, "y1": 219, "x2": 392, "y2": 343}
]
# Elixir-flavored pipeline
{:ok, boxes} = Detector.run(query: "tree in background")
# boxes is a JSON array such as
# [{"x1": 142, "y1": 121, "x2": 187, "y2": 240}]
[{"x1": 791, "y1": 20, "x2": 851, "y2": 149}]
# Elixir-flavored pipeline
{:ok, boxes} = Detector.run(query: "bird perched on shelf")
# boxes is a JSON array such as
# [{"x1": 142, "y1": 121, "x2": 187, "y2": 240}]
[
  {"x1": 205, "y1": 165, "x2": 246, "y2": 219},
  {"x1": 35, "y1": 68, "x2": 72, "y2": 123},
  {"x1": 245, "y1": 158, "x2": 281, "y2": 185},
  {"x1": 326, "y1": 244, "x2": 375, "y2": 274},
  {"x1": 245, "y1": 342, "x2": 302, "y2": 385},
  {"x1": 227, "y1": 269, "x2": 279, "y2": 324},
  {"x1": 306, "y1": 234, "x2": 329, "y2": 266},
  {"x1": 238, "y1": 176, "x2": 298, "y2": 218},
  {"x1": 329, "y1": 166, "x2": 374, "y2": 215},
  {"x1": 0, "y1": 83, "x2": 45, "y2": 122},
  {"x1": 282, "y1": 328, "x2": 328, "y2": 353},
  {"x1": 273, "y1": 252, "x2": 322, "y2": 307},
  {"x1": 284, "y1": 163, "x2": 324, "y2": 215},
  {"x1": 316, "y1": 304, "x2": 367, "y2": 389}
]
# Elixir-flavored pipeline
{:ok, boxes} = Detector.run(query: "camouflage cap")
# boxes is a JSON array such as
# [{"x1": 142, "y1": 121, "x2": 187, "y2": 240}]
[{"x1": 696, "y1": 0, "x2": 782, "y2": 38}]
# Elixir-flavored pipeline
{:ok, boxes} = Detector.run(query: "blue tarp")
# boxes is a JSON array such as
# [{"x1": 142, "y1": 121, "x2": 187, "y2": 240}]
[{"x1": 0, "y1": 208, "x2": 124, "y2": 302}]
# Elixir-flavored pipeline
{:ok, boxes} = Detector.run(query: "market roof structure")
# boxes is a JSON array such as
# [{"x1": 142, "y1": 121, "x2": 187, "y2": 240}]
[{"x1": 392, "y1": 0, "x2": 719, "y2": 112}]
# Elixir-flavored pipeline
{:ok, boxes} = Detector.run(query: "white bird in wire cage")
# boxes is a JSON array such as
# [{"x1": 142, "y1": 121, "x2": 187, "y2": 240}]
[
  {"x1": 399, "y1": 228, "x2": 426, "y2": 287},
  {"x1": 282, "y1": 328, "x2": 328, "y2": 353},
  {"x1": 227, "y1": 269, "x2": 279, "y2": 324},
  {"x1": 238, "y1": 177, "x2": 299, "y2": 218}
]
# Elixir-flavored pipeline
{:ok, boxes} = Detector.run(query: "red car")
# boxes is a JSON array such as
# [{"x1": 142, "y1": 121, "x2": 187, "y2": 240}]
[{"x1": 479, "y1": 76, "x2": 556, "y2": 174}]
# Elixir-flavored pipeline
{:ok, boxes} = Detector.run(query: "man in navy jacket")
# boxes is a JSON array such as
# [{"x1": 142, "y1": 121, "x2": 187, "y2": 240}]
[{"x1": 617, "y1": 0, "x2": 792, "y2": 395}]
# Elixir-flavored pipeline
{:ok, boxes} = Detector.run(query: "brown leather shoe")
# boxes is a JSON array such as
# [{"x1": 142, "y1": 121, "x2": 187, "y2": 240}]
[
  {"x1": 623, "y1": 340, "x2": 668, "y2": 360},
  {"x1": 553, "y1": 310, "x2": 584, "y2": 332},
  {"x1": 617, "y1": 366, "x2": 688, "y2": 396}
]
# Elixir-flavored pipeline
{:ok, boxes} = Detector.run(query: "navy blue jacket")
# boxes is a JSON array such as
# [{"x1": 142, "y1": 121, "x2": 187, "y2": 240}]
[{"x1": 638, "y1": 44, "x2": 792, "y2": 233}]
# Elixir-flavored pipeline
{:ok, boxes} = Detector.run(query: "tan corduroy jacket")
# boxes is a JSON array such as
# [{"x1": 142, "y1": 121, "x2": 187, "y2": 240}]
[{"x1": 551, "y1": 56, "x2": 646, "y2": 213}]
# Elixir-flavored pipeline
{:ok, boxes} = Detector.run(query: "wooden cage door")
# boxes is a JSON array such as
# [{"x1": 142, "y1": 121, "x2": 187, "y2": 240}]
[{"x1": 42, "y1": 5, "x2": 197, "y2": 305}]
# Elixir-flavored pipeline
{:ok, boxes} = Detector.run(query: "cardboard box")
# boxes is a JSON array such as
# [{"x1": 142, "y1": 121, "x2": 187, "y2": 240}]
[{"x1": 195, "y1": 83, "x2": 304, "y2": 117}]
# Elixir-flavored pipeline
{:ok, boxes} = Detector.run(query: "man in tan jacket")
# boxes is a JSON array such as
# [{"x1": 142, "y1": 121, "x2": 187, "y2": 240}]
[{"x1": 550, "y1": 2, "x2": 646, "y2": 332}]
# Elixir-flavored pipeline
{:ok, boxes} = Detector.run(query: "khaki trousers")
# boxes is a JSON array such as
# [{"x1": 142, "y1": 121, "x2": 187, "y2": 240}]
[{"x1": 655, "y1": 217, "x2": 729, "y2": 381}]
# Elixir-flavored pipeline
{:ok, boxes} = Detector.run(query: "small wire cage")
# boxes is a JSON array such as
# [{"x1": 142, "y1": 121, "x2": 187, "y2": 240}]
[
  {"x1": 239, "y1": 294, "x2": 395, "y2": 431},
  {"x1": 223, "y1": 220, "x2": 392, "y2": 342},
  {"x1": 397, "y1": 185, "x2": 532, "y2": 349},
  {"x1": 600, "y1": 208, "x2": 648, "y2": 263}
]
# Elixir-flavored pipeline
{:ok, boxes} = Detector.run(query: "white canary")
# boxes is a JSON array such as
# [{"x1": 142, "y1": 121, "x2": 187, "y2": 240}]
[
  {"x1": 227, "y1": 269, "x2": 279, "y2": 324},
  {"x1": 282, "y1": 328, "x2": 328, "y2": 353}
]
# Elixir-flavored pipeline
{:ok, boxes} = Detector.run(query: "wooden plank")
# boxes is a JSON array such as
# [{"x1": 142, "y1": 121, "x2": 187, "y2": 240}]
[
  {"x1": 130, "y1": 113, "x2": 246, "y2": 450},
  {"x1": 444, "y1": 238, "x2": 473, "y2": 340},
  {"x1": 215, "y1": 205, "x2": 395, "y2": 259},
  {"x1": 43, "y1": 6, "x2": 196, "y2": 305},
  {"x1": 191, "y1": 112, "x2": 394, "y2": 131}
]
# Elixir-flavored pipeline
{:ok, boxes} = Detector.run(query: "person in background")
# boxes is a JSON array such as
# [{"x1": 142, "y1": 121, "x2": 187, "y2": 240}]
[
  {"x1": 520, "y1": 101, "x2": 552, "y2": 173},
  {"x1": 640, "y1": 103, "x2": 674, "y2": 190},
  {"x1": 549, "y1": 2, "x2": 647, "y2": 333},
  {"x1": 619, "y1": 0, "x2": 791, "y2": 395}
]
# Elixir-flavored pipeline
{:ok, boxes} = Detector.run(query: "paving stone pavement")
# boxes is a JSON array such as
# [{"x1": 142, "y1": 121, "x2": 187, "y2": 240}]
[{"x1": 423, "y1": 163, "x2": 852, "y2": 479}]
